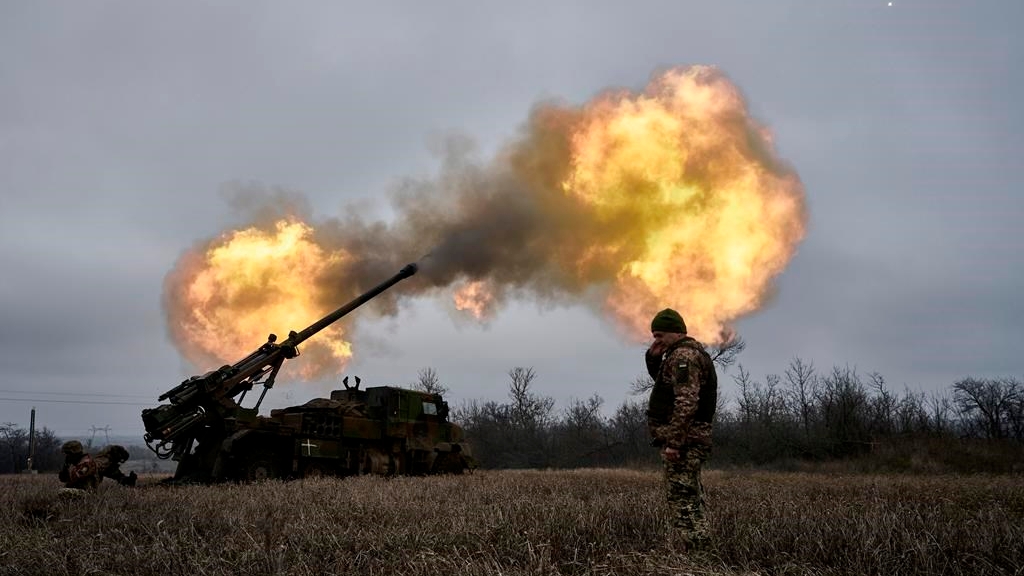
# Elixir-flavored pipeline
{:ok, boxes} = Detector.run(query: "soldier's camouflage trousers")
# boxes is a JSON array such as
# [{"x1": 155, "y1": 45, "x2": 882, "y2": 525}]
[{"x1": 664, "y1": 444, "x2": 711, "y2": 548}]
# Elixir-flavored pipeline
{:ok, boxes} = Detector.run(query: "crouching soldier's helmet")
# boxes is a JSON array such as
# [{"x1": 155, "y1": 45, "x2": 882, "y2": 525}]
[{"x1": 62, "y1": 440, "x2": 84, "y2": 455}]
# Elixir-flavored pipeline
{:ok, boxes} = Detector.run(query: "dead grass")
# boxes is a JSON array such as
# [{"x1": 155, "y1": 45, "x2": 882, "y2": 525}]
[{"x1": 0, "y1": 469, "x2": 1020, "y2": 575}]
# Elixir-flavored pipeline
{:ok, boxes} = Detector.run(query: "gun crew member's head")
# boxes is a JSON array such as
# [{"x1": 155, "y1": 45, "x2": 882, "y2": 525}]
[
  {"x1": 62, "y1": 440, "x2": 85, "y2": 463},
  {"x1": 650, "y1": 308, "x2": 687, "y2": 353}
]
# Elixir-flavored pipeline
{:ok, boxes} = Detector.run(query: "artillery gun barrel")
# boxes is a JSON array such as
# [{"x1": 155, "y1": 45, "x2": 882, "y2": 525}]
[
  {"x1": 284, "y1": 263, "x2": 418, "y2": 348},
  {"x1": 144, "y1": 262, "x2": 421, "y2": 458}
]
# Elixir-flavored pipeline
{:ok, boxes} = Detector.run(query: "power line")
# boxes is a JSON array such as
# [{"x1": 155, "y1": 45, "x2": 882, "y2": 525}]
[
  {"x1": 0, "y1": 397, "x2": 150, "y2": 406},
  {"x1": 0, "y1": 389, "x2": 153, "y2": 399}
]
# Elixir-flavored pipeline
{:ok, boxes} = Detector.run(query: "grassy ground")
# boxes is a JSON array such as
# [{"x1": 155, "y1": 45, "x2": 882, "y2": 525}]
[{"x1": 1, "y1": 468, "x2": 1021, "y2": 575}]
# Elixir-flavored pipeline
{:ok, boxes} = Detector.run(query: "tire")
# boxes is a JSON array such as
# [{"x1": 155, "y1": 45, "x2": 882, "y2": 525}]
[
  {"x1": 301, "y1": 461, "x2": 330, "y2": 479},
  {"x1": 244, "y1": 458, "x2": 278, "y2": 482}
]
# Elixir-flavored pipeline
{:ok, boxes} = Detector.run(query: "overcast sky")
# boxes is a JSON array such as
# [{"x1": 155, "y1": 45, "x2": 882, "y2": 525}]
[{"x1": 2, "y1": 1, "x2": 1021, "y2": 440}]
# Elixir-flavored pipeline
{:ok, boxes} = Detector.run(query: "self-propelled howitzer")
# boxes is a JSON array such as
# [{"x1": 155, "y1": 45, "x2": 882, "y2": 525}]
[{"x1": 142, "y1": 263, "x2": 421, "y2": 482}]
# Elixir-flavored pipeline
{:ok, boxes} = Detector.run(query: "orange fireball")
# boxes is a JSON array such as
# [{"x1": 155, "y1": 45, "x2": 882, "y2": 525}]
[
  {"x1": 560, "y1": 67, "x2": 806, "y2": 343},
  {"x1": 164, "y1": 219, "x2": 354, "y2": 378}
]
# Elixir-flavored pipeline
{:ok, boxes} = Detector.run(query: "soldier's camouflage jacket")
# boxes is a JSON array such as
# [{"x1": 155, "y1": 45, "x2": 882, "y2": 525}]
[
  {"x1": 59, "y1": 454, "x2": 99, "y2": 490},
  {"x1": 646, "y1": 337, "x2": 718, "y2": 448},
  {"x1": 94, "y1": 445, "x2": 129, "y2": 474}
]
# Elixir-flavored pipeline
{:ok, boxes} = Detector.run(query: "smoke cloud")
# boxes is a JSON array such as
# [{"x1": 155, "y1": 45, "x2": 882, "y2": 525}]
[{"x1": 164, "y1": 66, "x2": 807, "y2": 375}]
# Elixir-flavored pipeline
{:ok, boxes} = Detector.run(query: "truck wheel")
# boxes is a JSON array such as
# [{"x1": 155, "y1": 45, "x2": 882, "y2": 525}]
[
  {"x1": 302, "y1": 462, "x2": 328, "y2": 478},
  {"x1": 245, "y1": 458, "x2": 277, "y2": 482},
  {"x1": 360, "y1": 450, "x2": 396, "y2": 475}
]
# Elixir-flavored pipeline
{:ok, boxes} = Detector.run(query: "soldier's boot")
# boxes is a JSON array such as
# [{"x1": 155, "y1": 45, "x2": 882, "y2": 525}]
[
  {"x1": 667, "y1": 528, "x2": 712, "y2": 555},
  {"x1": 687, "y1": 532, "x2": 712, "y2": 554}
]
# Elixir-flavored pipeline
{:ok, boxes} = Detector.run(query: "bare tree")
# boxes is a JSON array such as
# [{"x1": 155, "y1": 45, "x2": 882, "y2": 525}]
[
  {"x1": 733, "y1": 365, "x2": 757, "y2": 426},
  {"x1": 610, "y1": 399, "x2": 648, "y2": 457},
  {"x1": 508, "y1": 367, "x2": 554, "y2": 430},
  {"x1": 709, "y1": 335, "x2": 746, "y2": 369},
  {"x1": 817, "y1": 365, "x2": 871, "y2": 452},
  {"x1": 953, "y1": 377, "x2": 1021, "y2": 439},
  {"x1": 564, "y1": 394, "x2": 604, "y2": 436},
  {"x1": 927, "y1": 392, "x2": 954, "y2": 435},
  {"x1": 868, "y1": 372, "x2": 896, "y2": 435},
  {"x1": 893, "y1": 387, "x2": 929, "y2": 435},
  {"x1": 628, "y1": 373, "x2": 655, "y2": 395},
  {"x1": 762, "y1": 373, "x2": 785, "y2": 425},
  {"x1": 451, "y1": 399, "x2": 512, "y2": 469},
  {"x1": 1008, "y1": 383, "x2": 1024, "y2": 441},
  {"x1": 783, "y1": 357, "x2": 817, "y2": 438},
  {"x1": 412, "y1": 367, "x2": 449, "y2": 396}
]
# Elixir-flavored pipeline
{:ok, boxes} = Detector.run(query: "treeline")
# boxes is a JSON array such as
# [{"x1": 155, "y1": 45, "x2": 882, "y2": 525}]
[
  {"x1": 6, "y1": 359, "x2": 1020, "y2": 475},
  {"x1": 715, "y1": 362, "x2": 1023, "y2": 470},
  {"x1": 440, "y1": 359, "x2": 1024, "y2": 473},
  {"x1": 450, "y1": 367, "x2": 652, "y2": 469},
  {"x1": 0, "y1": 423, "x2": 62, "y2": 473}
]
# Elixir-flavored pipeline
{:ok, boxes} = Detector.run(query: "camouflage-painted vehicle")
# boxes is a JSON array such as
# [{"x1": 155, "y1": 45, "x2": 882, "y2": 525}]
[
  {"x1": 233, "y1": 381, "x2": 471, "y2": 480},
  {"x1": 142, "y1": 263, "x2": 472, "y2": 482}
]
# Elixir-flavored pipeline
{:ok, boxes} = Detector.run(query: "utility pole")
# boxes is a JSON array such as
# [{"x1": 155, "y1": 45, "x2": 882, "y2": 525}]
[{"x1": 26, "y1": 407, "x2": 36, "y2": 473}]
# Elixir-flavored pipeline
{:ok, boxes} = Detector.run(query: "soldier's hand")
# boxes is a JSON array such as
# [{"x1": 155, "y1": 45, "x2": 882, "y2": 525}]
[
  {"x1": 661, "y1": 446, "x2": 681, "y2": 462},
  {"x1": 648, "y1": 341, "x2": 666, "y2": 357}
]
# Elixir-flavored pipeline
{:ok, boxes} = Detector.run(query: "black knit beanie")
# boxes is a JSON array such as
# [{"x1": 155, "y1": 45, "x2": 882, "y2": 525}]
[{"x1": 650, "y1": 308, "x2": 686, "y2": 334}]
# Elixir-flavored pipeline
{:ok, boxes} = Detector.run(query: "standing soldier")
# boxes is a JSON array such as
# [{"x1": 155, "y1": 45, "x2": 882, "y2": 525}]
[
  {"x1": 58, "y1": 440, "x2": 99, "y2": 491},
  {"x1": 645, "y1": 308, "x2": 718, "y2": 551}
]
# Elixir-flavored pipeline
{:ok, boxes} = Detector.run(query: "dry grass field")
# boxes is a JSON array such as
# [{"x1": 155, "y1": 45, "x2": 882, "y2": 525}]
[{"x1": 1, "y1": 468, "x2": 1021, "y2": 576}]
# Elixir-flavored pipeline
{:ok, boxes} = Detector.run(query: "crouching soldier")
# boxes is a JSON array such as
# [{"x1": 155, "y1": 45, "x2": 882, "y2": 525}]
[
  {"x1": 431, "y1": 443, "x2": 471, "y2": 474},
  {"x1": 94, "y1": 445, "x2": 138, "y2": 486},
  {"x1": 59, "y1": 440, "x2": 99, "y2": 491}
]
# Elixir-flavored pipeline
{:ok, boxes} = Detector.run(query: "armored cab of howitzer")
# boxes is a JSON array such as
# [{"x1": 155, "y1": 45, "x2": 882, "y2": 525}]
[{"x1": 142, "y1": 263, "x2": 471, "y2": 483}]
